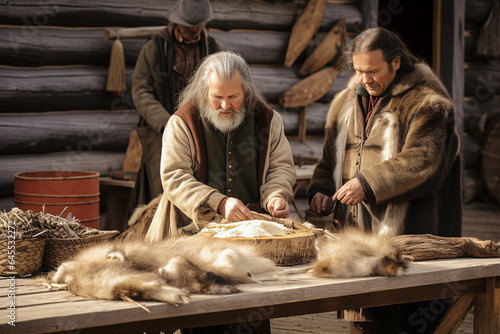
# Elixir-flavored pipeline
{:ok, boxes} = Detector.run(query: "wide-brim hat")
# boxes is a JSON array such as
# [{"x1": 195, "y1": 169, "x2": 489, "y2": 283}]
[{"x1": 166, "y1": 0, "x2": 214, "y2": 27}]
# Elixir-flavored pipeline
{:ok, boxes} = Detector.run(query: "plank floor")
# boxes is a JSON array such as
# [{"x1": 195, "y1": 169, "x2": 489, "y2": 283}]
[{"x1": 272, "y1": 198, "x2": 500, "y2": 334}]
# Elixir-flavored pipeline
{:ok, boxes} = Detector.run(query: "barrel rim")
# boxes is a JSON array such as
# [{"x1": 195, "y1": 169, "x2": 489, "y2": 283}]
[
  {"x1": 15, "y1": 199, "x2": 100, "y2": 206},
  {"x1": 14, "y1": 191, "x2": 100, "y2": 198},
  {"x1": 14, "y1": 170, "x2": 100, "y2": 181}
]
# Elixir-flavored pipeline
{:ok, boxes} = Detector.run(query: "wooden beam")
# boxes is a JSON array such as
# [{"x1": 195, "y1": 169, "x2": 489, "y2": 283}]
[{"x1": 434, "y1": 295, "x2": 474, "y2": 334}]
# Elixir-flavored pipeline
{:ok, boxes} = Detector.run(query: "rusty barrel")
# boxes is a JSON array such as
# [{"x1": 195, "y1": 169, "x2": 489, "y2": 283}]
[{"x1": 14, "y1": 171, "x2": 100, "y2": 229}]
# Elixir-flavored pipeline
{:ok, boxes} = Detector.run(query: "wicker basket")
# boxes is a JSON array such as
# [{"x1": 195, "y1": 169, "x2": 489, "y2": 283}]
[
  {"x1": 196, "y1": 212, "x2": 318, "y2": 266},
  {"x1": 0, "y1": 237, "x2": 46, "y2": 276},
  {"x1": 42, "y1": 230, "x2": 119, "y2": 270}
]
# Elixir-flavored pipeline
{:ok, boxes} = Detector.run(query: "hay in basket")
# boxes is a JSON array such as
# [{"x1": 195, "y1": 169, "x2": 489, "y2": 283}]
[
  {"x1": 1, "y1": 207, "x2": 119, "y2": 272},
  {"x1": 0, "y1": 209, "x2": 46, "y2": 276},
  {"x1": 195, "y1": 211, "x2": 319, "y2": 266}
]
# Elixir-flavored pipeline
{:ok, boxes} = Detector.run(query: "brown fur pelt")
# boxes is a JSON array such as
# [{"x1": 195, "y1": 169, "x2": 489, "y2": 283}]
[
  {"x1": 39, "y1": 227, "x2": 410, "y2": 308},
  {"x1": 41, "y1": 236, "x2": 277, "y2": 306},
  {"x1": 309, "y1": 228, "x2": 409, "y2": 278}
]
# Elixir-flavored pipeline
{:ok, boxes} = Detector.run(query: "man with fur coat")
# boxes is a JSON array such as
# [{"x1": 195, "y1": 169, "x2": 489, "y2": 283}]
[
  {"x1": 308, "y1": 27, "x2": 461, "y2": 238},
  {"x1": 130, "y1": 0, "x2": 220, "y2": 214},
  {"x1": 308, "y1": 27, "x2": 461, "y2": 333},
  {"x1": 145, "y1": 51, "x2": 296, "y2": 241}
]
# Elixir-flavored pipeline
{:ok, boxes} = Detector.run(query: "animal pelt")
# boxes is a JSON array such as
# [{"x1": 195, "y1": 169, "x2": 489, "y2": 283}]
[
  {"x1": 309, "y1": 228, "x2": 409, "y2": 278},
  {"x1": 43, "y1": 236, "x2": 277, "y2": 306}
]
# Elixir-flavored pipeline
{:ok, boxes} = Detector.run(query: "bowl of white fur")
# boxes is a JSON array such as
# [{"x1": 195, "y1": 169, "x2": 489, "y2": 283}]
[{"x1": 196, "y1": 212, "x2": 317, "y2": 266}]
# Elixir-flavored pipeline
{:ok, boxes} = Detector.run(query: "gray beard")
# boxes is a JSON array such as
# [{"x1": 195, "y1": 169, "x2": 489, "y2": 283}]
[{"x1": 200, "y1": 101, "x2": 247, "y2": 134}]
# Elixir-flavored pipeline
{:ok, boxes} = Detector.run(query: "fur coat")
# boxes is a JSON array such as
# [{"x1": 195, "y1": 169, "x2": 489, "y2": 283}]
[
  {"x1": 145, "y1": 104, "x2": 296, "y2": 242},
  {"x1": 308, "y1": 63, "x2": 462, "y2": 237}
]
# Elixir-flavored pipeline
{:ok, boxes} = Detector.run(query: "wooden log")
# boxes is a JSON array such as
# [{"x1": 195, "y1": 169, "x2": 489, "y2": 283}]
[
  {"x1": 279, "y1": 66, "x2": 340, "y2": 107},
  {"x1": 284, "y1": 0, "x2": 327, "y2": 68},
  {"x1": 299, "y1": 19, "x2": 346, "y2": 77},
  {"x1": 464, "y1": 95, "x2": 500, "y2": 135},
  {"x1": 0, "y1": 64, "x2": 349, "y2": 111},
  {"x1": 1, "y1": 25, "x2": 352, "y2": 67},
  {"x1": 475, "y1": 0, "x2": 500, "y2": 58},
  {"x1": 0, "y1": 1, "x2": 363, "y2": 32},
  {"x1": 0, "y1": 65, "x2": 134, "y2": 112},
  {"x1": 273, "y1": 103, "x2": 329, "y2": 136},
  {"x1": 465, "y1": 0, "x2": 496, "y2": 28},
  {"x1": 463, "y1": 169, "x2": 487, "y2": 204},
  {"x1": 212, "y1": 30, "x2": 351, "y2": 65},
  {"x1": 482, "y1": 113, "x2": 500, "y2": 204},
  {"x1": 0, "y1": 110, "x2": 139, "y2": 155},
  {"x1": 462, "y1": 134, "x2": 482, "y2": 170},
  {"x1": 0, "y1": 26, "x2": 145, "y2": 66},
  {"x1": 0, "y1": 151, "x2": 125, "y2": 197},
  {"x1": 464, "y1": 64, "x2": 500, "y2": 98},
  {"x1": 232, "y1": 65, "x2": 350, "y2": 104},
  {"x1": 392, "y1": 234, "x2": 500, "y2": 261}
]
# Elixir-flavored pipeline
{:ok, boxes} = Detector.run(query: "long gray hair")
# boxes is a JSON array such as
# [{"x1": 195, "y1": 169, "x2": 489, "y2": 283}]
[
  {"x1": 178, "y1": 51, "x2": 265, "y2": 111},
  {"x1": 344, "y1": 27, "x2": 418, "y2": 73}
]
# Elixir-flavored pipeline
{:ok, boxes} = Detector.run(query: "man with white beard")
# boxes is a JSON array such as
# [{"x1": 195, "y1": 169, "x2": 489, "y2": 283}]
[{"x1": 145, "y1": 51, "x2": 297, "y2": 241}]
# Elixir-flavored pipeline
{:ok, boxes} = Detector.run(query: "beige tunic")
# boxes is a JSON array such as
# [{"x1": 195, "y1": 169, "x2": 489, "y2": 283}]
[{"x1": 146, "y1": 110, "x2": 296, "y2": 242}]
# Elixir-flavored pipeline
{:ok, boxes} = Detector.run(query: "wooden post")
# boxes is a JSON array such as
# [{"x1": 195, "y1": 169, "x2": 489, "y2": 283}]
[
  {"x1": 439, "y1": 0, "x2": 465, "y2": 150},
  {"x1": 474, "y1": 277, "x2": 500, "y2": 333},
  {"x1": 298, "y1": 106, "x2": 307, "y2": 143}
]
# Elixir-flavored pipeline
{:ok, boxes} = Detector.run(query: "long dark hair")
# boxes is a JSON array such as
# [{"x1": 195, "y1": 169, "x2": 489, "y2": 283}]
[{"x1": 344, "y1": 27, "x2": 419, "y2": 73}]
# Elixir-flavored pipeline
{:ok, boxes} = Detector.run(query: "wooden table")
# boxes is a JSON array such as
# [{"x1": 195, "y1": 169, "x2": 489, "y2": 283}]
[{"x1": 1, "y1": 258, "x2": 499, "y2": 333}]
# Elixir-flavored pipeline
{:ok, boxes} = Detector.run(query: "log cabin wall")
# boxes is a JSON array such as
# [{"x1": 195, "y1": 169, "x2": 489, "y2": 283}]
[
  {"x1": 463, "y1": 0, "x2": 500, "y2": 204},
  {"x1": 0, "y1": 0, "x2": 374, "y2": 213}
]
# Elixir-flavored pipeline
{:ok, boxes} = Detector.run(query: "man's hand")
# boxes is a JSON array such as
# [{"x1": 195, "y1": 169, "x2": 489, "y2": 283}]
[
  {"x1": 333, "y1": 178, "x2": 363, "y2": 206},
  {"x1": 267, "y1": 197, "x2": 289, "y2": 218},
  {"x1": 218, "y1": 197, "x2": 252, "y2": 221},
  {"x1": 310, "y1": 192, "x2": 332, "y2": 215}
]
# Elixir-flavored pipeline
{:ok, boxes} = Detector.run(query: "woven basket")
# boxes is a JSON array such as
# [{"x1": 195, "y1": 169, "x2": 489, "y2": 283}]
[
  {"x1": 42, "y1": 230, "x2": 119, "y2": 270},
  {"x1": 0, "y1": 237, "x2": 46, "y2": 276},
  {"x1": 196, "y1": 212, "x2": 318, "y2": 266}
]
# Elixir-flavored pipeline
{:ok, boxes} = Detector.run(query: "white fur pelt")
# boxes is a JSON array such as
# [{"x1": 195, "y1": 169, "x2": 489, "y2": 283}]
[
  {"x1": 44, "y1": 236, "x2": 277, "y2": 306},
  {"x1": 309, "y1": 228, "x2": 408, "y2": 278}
]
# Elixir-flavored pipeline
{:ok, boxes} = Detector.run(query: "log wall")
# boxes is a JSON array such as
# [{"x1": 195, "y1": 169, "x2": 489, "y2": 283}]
[
  {"x1": 463, "y1": 0, "x2": 500, "y2": 204},
  {"x1": 0, "y1": 0, "x2": 367, "y2": 209}
]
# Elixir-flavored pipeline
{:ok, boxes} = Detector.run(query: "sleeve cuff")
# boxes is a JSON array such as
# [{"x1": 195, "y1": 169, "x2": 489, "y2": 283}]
[{"x1": 354, "y1": 173, "x2": 376, "y2": 204}]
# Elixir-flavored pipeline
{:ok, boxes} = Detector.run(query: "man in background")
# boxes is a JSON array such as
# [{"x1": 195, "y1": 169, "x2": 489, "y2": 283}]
[{"x1": 130, "y1": 0, "x2": 220, "y2": 214}]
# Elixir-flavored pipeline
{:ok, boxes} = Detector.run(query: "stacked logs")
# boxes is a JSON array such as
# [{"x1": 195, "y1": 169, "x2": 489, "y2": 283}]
[
  {"x1": 463, "y1": 0, "x2": 500, "y2": 204},
  {"x1": 0, "y1": 0, "x2": 371, "y2": 206}
]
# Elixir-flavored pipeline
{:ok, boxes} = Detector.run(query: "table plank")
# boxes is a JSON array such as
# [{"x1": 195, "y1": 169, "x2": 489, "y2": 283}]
[{"x1": 0, "y1": 258, "x2": 499, "y2": 334}]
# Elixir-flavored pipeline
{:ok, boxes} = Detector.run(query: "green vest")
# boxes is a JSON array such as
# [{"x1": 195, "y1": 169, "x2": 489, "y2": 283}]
[{"x1": 201, "y1": 116, "x2": 260, "y2": 206}]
